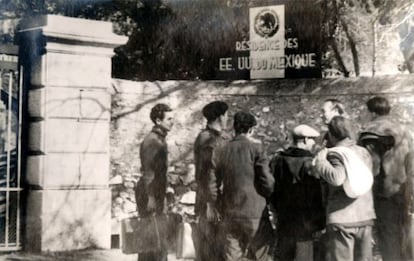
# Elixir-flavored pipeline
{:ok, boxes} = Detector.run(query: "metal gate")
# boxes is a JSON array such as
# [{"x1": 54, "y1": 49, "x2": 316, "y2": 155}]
[{"x1": 0, "y1": 45, "x2": 22, "y2": 251}]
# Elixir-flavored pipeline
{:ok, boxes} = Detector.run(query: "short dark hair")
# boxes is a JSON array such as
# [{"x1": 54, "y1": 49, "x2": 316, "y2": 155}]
[
  {"x1": 366, "y1": 96, "x2": 390, "y2": 115},
  {"x1": 202, "y1": 101, "x2": 228, "y2": 122},
  {"x1": 150, "y1": 103, "x2": 172, "y2": 124},
  {"x1": 328, "y1": 116, "x2": 354, "y2": 141},
  {"x1": 324, "y1": 99, "x2": 345, "y2": 115},
  {"x1": 233, "y1": 111, "x2": 257, "y2": 134}
]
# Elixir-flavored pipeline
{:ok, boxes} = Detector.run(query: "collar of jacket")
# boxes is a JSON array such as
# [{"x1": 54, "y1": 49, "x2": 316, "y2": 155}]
[
  {"x1": 232, "y1": 134, "x2": 262, "y2": 145},
  {"x1": 233, "y1": 134, "x2": 249, "y2": 142},
  {"x1": 281, "y1": 147, "x2": 313, "y2": 157},
  {"x1": 364, "y1": 115, "x2": 403, "y2": 144},
  {"x1": 335, "y1": 137, "x2": 356, "y2": 147},
  {"x1": 280, "y1": 147, "x2": 313, "y2": 183},
  {"x1": 151, "y1": 125, "x2": 168, "y2": 138},
  {"x1": 206, "y1": 125, "x2": 222, "y2": 136}
]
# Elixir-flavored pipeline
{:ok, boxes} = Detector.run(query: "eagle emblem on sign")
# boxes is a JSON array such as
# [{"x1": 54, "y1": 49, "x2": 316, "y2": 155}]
[{"x1": 254, "y1": 9, "x2": 279, "y2": 38}]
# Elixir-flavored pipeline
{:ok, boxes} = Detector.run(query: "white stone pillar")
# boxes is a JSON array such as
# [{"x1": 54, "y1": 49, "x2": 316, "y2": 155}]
[{"x1": 18, "y1": 15, "x2": 127, "y2": 252}]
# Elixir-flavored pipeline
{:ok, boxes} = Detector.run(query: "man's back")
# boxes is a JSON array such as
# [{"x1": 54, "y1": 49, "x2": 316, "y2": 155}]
[
  {"x1": 322, "y1": 140, "x2": 376, "y2": 225},
  {"x1": 217, "y1": 135, "x2": 272, "y2": 220},
  {"x1": 193, "y1": 127, "x2": 227, "y2": 216},
  {"x1": 270, "y1": 147, "x2": 325, "y2": 238}
]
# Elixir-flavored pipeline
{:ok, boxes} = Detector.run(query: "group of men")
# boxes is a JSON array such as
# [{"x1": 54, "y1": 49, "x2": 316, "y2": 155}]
[{"x1": 134, "y1": 97, "x2": 414, "y2": 261}]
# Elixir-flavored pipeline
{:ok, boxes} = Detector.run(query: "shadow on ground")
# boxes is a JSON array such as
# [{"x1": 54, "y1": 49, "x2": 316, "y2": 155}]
[{"x1": 0, "y1": 249, "x2": 186, "y2": 261}]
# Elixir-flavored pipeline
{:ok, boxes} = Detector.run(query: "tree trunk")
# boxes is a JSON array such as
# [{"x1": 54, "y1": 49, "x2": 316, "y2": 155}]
[
  {"x1": 372, "y1": 22, "x2": 377, "y2": 77},
  {"x1": 341, "y1": 18, "x2": 360, "y2": 76},
  {"x1": 324, "y1": 0, "x2": 349, "y2": 77},
  {"x1": 330, "y1": 37, "x2": 350, "y2": 77},
  {"x1": 398, "y1": 16, "x2": 414, "y2": 73},
  {"x1": 406, "y1": 57, "x2": 414, "y2": 73}
]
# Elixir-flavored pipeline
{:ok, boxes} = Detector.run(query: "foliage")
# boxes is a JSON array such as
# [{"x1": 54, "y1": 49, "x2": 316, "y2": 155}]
[
  {"x1": 1, "y1": 0, "x2": 413, "y2": 79},
  {"x1": 322, "y1": 0, "x2": 414, "y2": 76},
  {"x1": 152, "y1": 0, "x2": 240, "y2": 80}
]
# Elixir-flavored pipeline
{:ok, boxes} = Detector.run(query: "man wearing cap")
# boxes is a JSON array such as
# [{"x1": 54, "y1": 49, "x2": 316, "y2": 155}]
[
  {"x1": 313, "y1": 116, "x2": 375, "y2": 261},
  {"x1": 193, "y1": 101, "x2": 229, "y2": 261},
  {"x1": 216, "y1": 111, "x2": 274, "y2": 260},
  {"x1": 358, "y1": 96, "x2": 414, "y2": 261},
  {"x1": 269, "y1": 124, "x2": 325, "y2": 261}
]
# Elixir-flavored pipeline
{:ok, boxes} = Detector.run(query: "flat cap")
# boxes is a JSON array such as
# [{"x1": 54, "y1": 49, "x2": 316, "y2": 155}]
[{"x1": 292, "y1": 124, "x2": 320, "y2": 138}]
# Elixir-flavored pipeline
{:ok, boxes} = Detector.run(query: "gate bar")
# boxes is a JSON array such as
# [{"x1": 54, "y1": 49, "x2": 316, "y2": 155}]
[
  {"x1": 16, "y1": 66, "x2": 23, "y2": 249},
  {"x1": 5, "y1": 71, "x2": 12, "y2": 247}
]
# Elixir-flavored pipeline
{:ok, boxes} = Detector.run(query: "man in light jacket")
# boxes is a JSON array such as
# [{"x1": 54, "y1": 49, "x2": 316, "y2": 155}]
[{"x1": 313, "y1": 116, "x2": 375, "y2": 261}]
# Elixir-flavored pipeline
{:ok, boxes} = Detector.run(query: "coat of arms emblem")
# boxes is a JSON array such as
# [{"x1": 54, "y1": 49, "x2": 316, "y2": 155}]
[{"x1": 254, "y1": 9, "x2": 279, "y2": 38}]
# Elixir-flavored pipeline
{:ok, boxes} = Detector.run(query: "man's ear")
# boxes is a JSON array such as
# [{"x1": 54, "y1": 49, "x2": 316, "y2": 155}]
[
  {"x1": 155, "y1": 118, "x2": 161, "y2": 125},
  {"x1": 336, "y1": 104, "x2": 345, "y2": 115},
  {"x1": 382, "y1": 136, "x2": 395, "y2": 149},
  {"x1": 219, "y1": 114, "x2": 224, "y2": 122}
]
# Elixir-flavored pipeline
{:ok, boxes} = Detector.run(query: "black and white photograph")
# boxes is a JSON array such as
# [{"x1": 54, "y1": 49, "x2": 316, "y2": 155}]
[{"x1": 0, "y1": 0, "x2": 414, "y2": 260}]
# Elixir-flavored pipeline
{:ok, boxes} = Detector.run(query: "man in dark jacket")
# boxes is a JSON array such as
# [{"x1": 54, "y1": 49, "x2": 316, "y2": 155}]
[
  {"x1": 194, "y1": 101, "x2": 229, "y2": 261},
  {"x1": 359, "y1": 96, "x2": 414, "y2": 261},
  {"x1": 135, "y1": 103, "x2": 174, "y2": 261},
  {"x1": 216, "y1": 111, "x2": 274, "y2": 260},
  {"x1": 270, "y1": 124, "x2": 325, "y2": 261}
]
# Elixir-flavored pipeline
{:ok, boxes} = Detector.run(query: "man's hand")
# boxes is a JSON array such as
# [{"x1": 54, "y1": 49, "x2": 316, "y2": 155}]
[
  {"x1": 147, "y1": 195, "x2": 156, "y2": 213},
  {"x1": 313, "y1": 148, "x2": 328, "y2": 167},
  {"x1": 309, "y1": 148, "x2": 328, "y2": 179},
  {"x1": 206, "y1": 202, "x2": 220, "y2": 223},
  {"x1": 315, "y1": 148, "x2": 328, "y2": 163}
]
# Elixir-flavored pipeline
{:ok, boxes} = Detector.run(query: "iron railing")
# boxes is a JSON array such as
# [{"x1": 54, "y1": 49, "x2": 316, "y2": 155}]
[{"x1": 0, "y1": 67, "x2": 22, "y2": 251}]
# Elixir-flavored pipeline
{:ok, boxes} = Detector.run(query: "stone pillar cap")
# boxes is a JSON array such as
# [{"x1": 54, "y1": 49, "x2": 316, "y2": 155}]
[{"x1": 19, "y1": 15, "x2": 127, "y2": 47}]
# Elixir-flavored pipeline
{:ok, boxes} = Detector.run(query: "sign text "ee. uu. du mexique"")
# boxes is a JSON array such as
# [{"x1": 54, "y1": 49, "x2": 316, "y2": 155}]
[{"x1": 219, "y1": 38, "x2": 317, "y2": 72}]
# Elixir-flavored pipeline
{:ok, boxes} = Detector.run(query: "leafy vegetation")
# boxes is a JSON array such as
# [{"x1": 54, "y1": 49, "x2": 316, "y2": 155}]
[{"x1": 1, "y1": 0, "x2": 413, "y2": 79}]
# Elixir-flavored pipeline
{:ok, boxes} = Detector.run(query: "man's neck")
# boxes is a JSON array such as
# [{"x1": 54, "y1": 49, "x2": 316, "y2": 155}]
[
  {"x1": 152, "y1": 125, "x2": 168, "y2": 137},
  {"x1": 295, "y1": 143, "x2": 308, "y2": 150},
  {"x1": 207, "y1": 121, "x2": 222, "y2": 132},
  {"x1": 373, "y1": 114, "x2": 390, "y2": 120}
]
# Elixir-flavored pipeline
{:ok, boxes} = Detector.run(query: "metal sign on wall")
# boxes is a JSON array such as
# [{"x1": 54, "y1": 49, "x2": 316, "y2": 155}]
[
  {"x1": 249, "y1": 5, "x2": 285, "y2": 79},
  {"x1": 217, "y1": 1, "x2": 322, "y2": 79}
]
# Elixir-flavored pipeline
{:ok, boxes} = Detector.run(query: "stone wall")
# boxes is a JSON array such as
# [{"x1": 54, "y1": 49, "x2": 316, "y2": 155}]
[{"x1": 110, "y1": 75, "x2": 414, "y2": 223}]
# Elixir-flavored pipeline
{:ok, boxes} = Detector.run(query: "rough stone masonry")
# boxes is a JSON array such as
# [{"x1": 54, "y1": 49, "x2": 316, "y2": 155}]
[{"x1": 110, "y1": 75, "x2": 414, "y2": 225}]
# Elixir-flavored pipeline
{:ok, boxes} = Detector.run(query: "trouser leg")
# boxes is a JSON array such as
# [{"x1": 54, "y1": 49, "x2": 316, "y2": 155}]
[
  {"x1": 295, "y1": 240, "x2": 314, "y2": 261},
  {"x1": 276, "y1": 237, "x2": 295, "y2": 261},
  {"x1": 224, "y1": 218, "x2": 259, "y2": 260},
  {"x1": 137, "y1": 250, "x2": 167, "y2": 261},
  {"x1": 375, "y1": 197, "x2": 405, "y2": 261},
  {"x1": 226, "y1": 233, "x2": 244, "y2": 260},
  {"x1": 195, "y1": 219, "x2": 225, "y2": 261},
  {"x1": 327, "y1": 225, "x2": 355, "y2": 261},
  {"x1": 354, "y1": 226, "x2": 373, "y2": 261}
]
